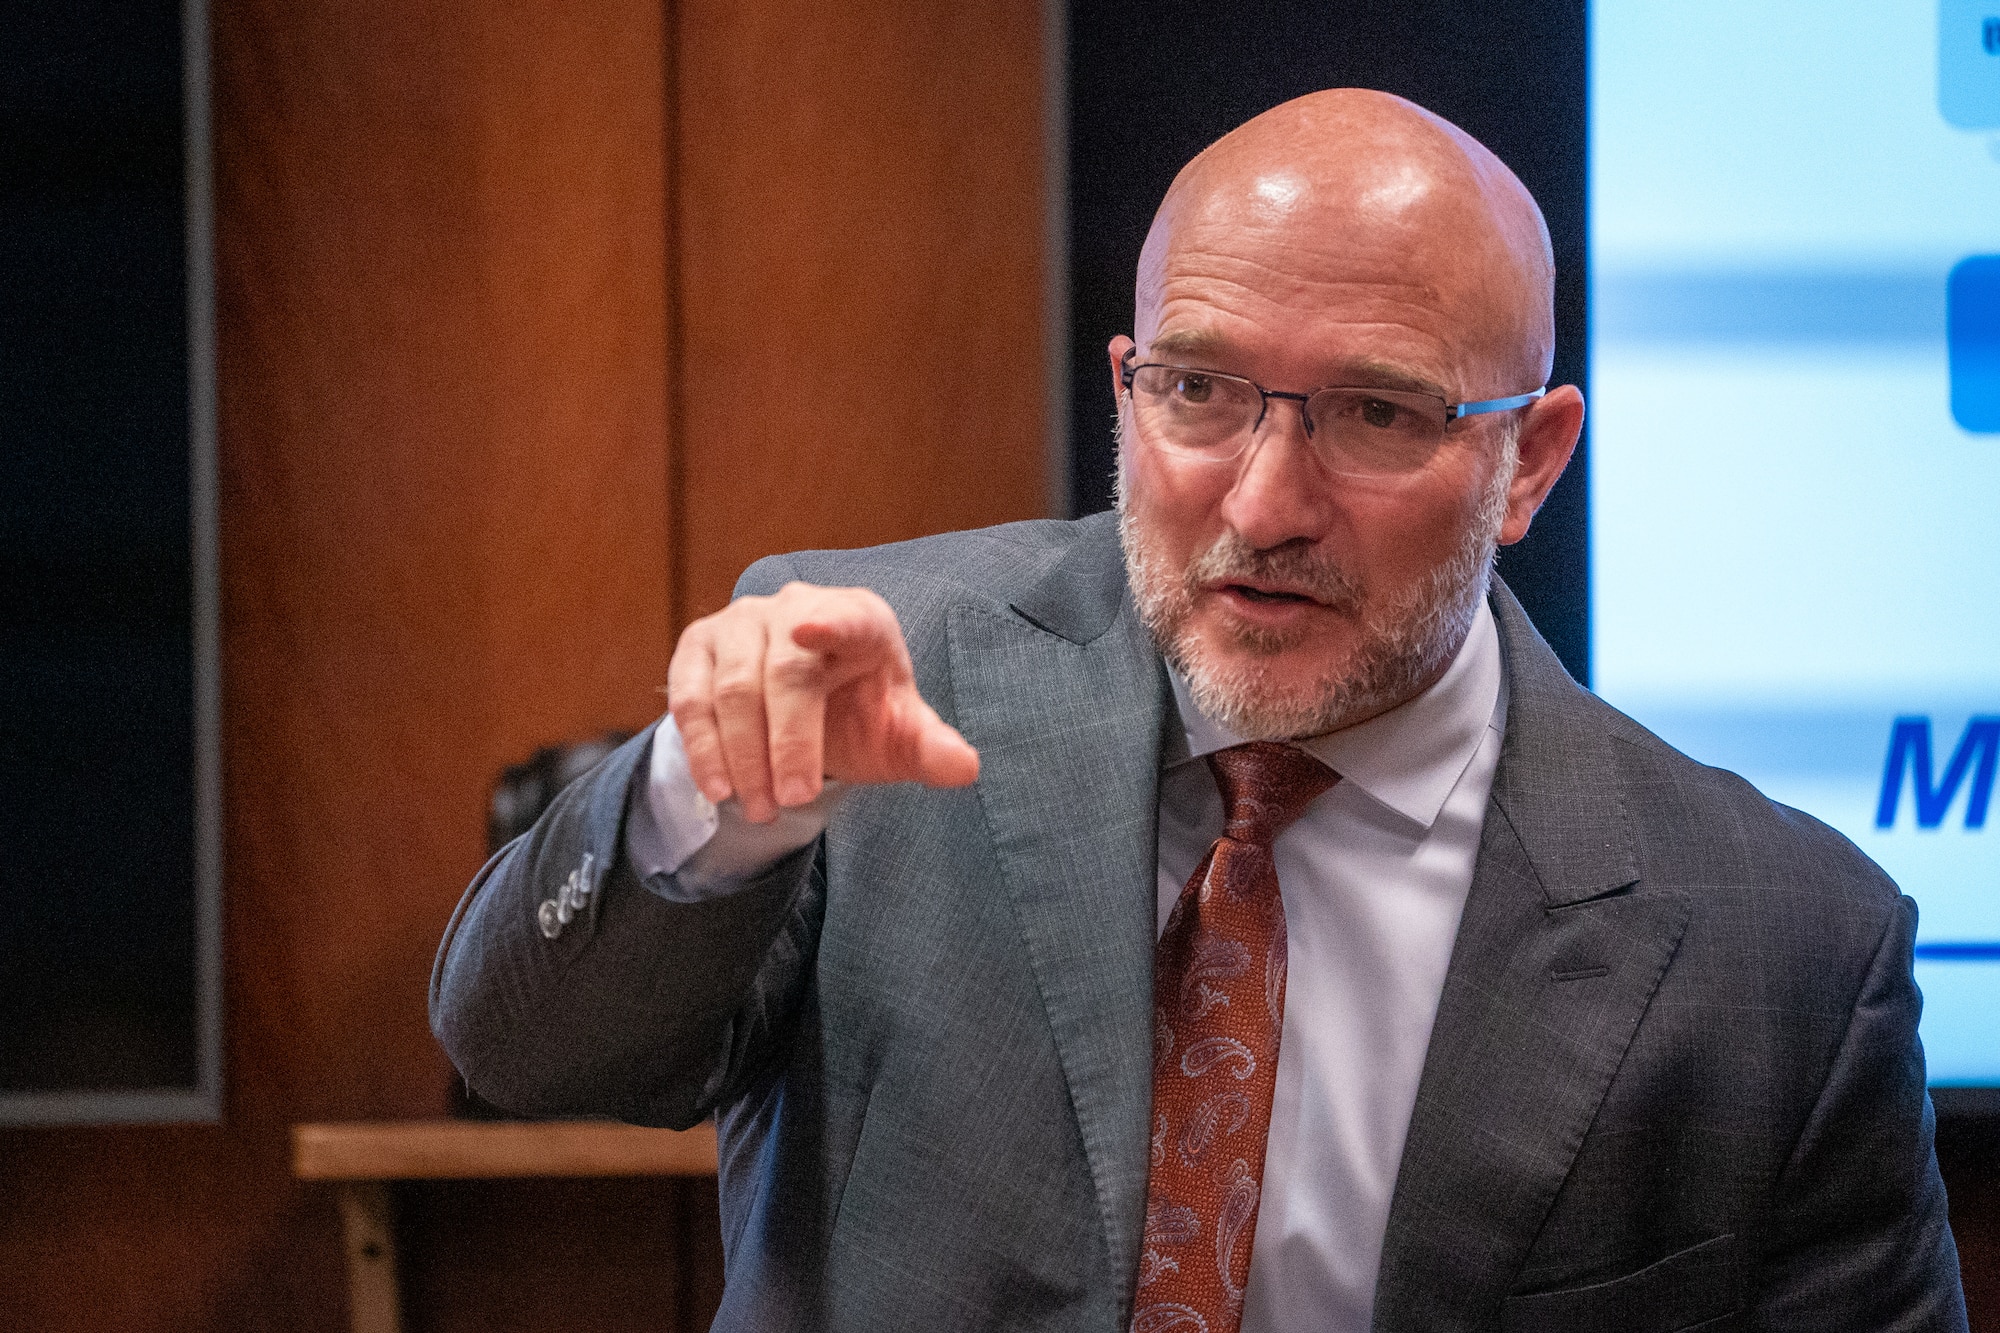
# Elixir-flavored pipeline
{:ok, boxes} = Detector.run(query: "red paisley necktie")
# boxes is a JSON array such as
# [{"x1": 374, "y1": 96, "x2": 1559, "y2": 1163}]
[{"x1": 1132, "y1": 742, "x2": 1338, "y2": 1333}]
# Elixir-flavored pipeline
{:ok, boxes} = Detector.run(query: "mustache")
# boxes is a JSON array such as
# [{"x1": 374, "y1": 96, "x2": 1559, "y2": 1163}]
[{"x1": 1183, "y1": 530, "x2": 1365, "y2": 614}]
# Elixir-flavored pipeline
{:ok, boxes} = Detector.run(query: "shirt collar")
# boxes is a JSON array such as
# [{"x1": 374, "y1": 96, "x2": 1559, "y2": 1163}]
[{"x1": 1165, "y1": 598, "x2": 1506, "y2": 831}]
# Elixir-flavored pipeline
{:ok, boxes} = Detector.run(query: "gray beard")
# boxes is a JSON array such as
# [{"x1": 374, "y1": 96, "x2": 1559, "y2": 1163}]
[{"x1": 1116, "y1": 428, "x2": 1517, "y2": 741}]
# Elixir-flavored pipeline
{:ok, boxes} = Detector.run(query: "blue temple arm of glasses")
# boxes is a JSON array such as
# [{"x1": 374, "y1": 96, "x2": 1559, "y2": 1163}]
[{"x1": 1448, "y1": 388, "x2": 1546, "y2": 420}]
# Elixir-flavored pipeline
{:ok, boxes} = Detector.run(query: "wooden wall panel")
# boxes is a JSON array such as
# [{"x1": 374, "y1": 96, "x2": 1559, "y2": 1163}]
[
  {"x1": 0, "y1": 0, "x2": 673, "y2": 1327},
  {"x1": 1, "y1": 0, "x2": 1054, "y2": 1325},
  {"x1": 674, "y1": 0, "x2": 1050, "y2": 622}
]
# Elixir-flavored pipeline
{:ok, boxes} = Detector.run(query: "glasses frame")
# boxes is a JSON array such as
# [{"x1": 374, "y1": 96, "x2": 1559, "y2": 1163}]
[{"x1": 1118, "y1": 347, "x2": 1546, "y2": 446}]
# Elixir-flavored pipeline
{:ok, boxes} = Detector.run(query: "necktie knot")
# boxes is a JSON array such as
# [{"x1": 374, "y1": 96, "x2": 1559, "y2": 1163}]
[{"x1": 1206, "y1": 742, "x2": 1338, "y2": 847}]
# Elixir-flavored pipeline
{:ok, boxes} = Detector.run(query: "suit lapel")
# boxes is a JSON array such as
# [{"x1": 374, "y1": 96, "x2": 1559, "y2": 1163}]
[
  {"x1": 1373, "y1": 582, "x2": 1691, "y2": 1331},
  {"x1": 946, "y1": 519, "x2": 1167, "y2": 1311}
]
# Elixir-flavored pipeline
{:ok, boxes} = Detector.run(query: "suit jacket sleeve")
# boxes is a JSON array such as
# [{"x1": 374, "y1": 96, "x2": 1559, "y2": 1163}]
[
  {"x1": 429, "y1": 555, "x2": 825, "y2": 1129},
  {"x1": 1754, "y1": 893, "x2": 1967, "y2": 1331}
]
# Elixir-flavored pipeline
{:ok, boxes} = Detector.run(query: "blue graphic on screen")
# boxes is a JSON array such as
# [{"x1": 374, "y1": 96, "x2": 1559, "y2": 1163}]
[
  {"x1": 1592, "y1": 1, "x2": 2000, "y2": 1085},
  {"x1": 1940, "y1": 0, "x2": 2000, "y2": 126},
  {"x1": 1951, "y1": 257, "x2": 2000, "y2": 430}
]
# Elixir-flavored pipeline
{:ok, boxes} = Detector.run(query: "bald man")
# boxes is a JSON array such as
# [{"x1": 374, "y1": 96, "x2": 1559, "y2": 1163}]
[{"x1": 433, "y1": 92, "x2": 1966, "y2": 1332}]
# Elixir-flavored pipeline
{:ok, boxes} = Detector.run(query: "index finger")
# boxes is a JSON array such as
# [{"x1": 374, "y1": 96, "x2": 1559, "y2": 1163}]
[{"x1": 786, "y1": 587, "x2": 913, "y2": 688}]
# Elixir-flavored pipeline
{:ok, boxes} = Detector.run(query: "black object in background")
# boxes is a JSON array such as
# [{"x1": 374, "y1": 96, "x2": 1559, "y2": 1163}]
[
  {"x1": 486, "y1": 734, "x2": 636, "y2": 856},
  {"x1": 0, "y1": 0, "x2": 209, "y2": 1111},
  {"x1": 1066, "y1": 0, "x2": 1589, "y2": 678}
]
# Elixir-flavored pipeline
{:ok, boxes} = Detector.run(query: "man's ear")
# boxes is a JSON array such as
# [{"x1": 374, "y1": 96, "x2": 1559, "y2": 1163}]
[
  {"x1": 1499, "y1": 384, "x2": 1584, "y2": 546},
  {"x1": 1107, "y1": 335, "x2": 1135, "y2": 402}
]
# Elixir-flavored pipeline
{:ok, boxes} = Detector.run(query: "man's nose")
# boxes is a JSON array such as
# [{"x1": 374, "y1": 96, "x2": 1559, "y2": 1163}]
[{"x1": 1218, "y1": 398, "x2": 1332, "y2": 548}]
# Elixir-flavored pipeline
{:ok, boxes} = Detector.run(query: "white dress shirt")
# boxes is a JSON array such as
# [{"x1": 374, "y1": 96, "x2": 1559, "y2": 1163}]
[
  {"x1": 625, "y1": 601, "x2": 1508, "y2": 1331},
  {"x1": 1167, "y1": 603, "x2": 1505, "y2": 1332}
]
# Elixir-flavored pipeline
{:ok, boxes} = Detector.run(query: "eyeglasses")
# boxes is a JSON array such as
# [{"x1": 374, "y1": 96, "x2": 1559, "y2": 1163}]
[{"x1": 1119, "y1": 348, "x2": 1545, "y2": 478}]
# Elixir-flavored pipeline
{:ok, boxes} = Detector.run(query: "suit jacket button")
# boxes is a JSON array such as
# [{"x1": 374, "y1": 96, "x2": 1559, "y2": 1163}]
[{"x1": 537, "y1": 898, "x2": 563, "y2": 939}]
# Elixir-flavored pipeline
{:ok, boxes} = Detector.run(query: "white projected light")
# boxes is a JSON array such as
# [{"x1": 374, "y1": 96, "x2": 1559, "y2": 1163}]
[{"x1": 1592, "y1": 0, "x2": 2000, "y2": 1089}]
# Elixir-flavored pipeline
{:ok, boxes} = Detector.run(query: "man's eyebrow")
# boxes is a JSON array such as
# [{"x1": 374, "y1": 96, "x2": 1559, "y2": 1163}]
[
  {"x1": 1145, "y1": 329, "x2": 1233, "y2": 362},
  {"x1": 1147, "y1": 335, "x2": 1449, "y2": 400},
  {"x1": 1337, "y1": 360, "x2": 1449, "y2": 399}
]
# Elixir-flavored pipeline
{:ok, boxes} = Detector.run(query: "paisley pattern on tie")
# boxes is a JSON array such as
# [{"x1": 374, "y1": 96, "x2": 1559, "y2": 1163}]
[
  {"x1": 1133, "y1": 1305, "x2": 1210, "y2": 1333},
  {"x1": 1177, "y1": 1090, "x2": 1250, "y2": 1168},
  {"x1": 1181, "y1": 932, "x2": 1250, "y2": 1018},
  {"x1": 1131, "y1": 742, "x2": 1338, "y2": 1333}
]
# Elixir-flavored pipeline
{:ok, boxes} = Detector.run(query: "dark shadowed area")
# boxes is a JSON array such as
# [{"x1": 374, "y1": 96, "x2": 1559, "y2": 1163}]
[{"x1": 0, "y1": 0, "x2": 199, "y2": 1094}]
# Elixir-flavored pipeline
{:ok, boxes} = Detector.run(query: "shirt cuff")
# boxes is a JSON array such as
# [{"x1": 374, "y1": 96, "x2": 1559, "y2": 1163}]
[{"x1": 624, "y1": 716, "x2": 845, "y2": 902}]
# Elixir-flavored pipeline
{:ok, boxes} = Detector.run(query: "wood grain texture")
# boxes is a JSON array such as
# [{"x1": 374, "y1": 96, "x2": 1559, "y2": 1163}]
[
  {"x1": 674, "y1": 0, "x2": 1051, "y2": 623},
  {"x1": 2, "y1": 0, "x2": 1055, "y2": 1326},
  {"x1": 0, "y1": 0, "x2": 672, "y2": 1327},
  {"x1": 336, "y1": 1183, "x2": 405, "y2": 1333},
  {"x1": 294, "y1": 1120, "x2": 718, "y2": 1181}
]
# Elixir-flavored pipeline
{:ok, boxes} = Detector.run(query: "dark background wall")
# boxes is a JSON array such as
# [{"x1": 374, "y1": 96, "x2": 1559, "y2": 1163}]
[
  {"x1": 1066, "y1": 0, "x2": 1589, "y2": 679},
  {"x1": 0, "y1": 0, "x2": 201, "y2": 1097}
]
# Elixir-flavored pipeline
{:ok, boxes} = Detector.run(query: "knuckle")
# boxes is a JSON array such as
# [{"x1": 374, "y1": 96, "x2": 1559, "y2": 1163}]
[
  {"x1": 666, "y1": 653, "x2": 705, "y2": 682},
  {"x1": 766, "y1": 649, "x2": 823, "y2": 688},
  {"x1": 669, "y1": 699, "x2": 716, "y2": 735},
  {"x1": 708, "y1": 595, "x2": 773, "y2": 631},
  {"x1": 768, "y1": 732, "x2": 814, "y2": 765},
  {"x1": 690, "y1": 604, "x2": 742, "y2": 636},
  {"x1": 773, "y1": 581, "x2": 830, "y2": 612},
  {"x1": 711, "y1": 671, "x2": 763, "y2": 706}
]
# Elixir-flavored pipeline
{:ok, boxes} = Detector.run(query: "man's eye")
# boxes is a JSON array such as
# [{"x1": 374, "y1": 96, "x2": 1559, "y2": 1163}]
[
  {"x1": 1359, "y1": 397, "x2": 1401, "y2": 429},
  {"x1": 1173, "y1": 374, "x2": 1215, "y2": 405}
]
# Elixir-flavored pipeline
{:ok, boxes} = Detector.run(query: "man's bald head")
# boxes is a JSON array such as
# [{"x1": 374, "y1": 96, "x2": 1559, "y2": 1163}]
[
  {"x1": 1136, "y1": 89, "x2": 1556, "y2": 391},
  {"x1": 1110, "y1": 90, "x2": 1585, "y2": 740}
]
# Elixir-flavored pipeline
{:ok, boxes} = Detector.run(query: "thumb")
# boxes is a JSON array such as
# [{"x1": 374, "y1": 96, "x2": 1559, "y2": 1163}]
[{"x1": 895, "y1": 694, "x2": 980, "y2": 788}]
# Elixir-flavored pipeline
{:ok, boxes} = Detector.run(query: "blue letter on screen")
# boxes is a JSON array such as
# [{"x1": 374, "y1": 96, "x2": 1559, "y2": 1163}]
[
  {"x1": 1942, "y1": 1, "x2": 2000, "y2": 126},
  {"x1": 1949, "y1": 257, "x2": 2000, "y2": 433},
  {"x1": 1877, "y1": 717, "x2": 2000, "y2": 828}
]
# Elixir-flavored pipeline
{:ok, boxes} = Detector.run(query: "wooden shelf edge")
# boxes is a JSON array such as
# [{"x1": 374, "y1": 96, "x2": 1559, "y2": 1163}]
[{"x1": 292, "y1": 1119, "x2": 718, "y2": 1181}]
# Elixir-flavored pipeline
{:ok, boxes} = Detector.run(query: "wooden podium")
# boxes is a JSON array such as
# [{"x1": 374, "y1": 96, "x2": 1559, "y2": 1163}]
[{"x1": 293, "y1": 1120, "x2": 718, "y2": 1333}]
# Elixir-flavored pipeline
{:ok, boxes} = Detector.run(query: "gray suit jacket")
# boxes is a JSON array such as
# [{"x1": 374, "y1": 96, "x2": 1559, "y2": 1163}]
[{"x1": 432, "y1": 511, "x2": 1965, "y2": 1332}]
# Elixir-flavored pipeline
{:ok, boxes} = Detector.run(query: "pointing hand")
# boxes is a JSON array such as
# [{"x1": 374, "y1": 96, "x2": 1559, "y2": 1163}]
[{"x1": 666, "y1": 582, "x2": 980, "y2": 822}]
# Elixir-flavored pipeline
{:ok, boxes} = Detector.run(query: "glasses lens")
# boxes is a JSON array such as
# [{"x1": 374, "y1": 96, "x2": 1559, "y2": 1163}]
[
  {"x1": 1304, "y1": 388, "x2": 1450, "y2": 476},
  {"x1": 1129, "y1": 365, "x2": 1260, "y2": 457}
]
